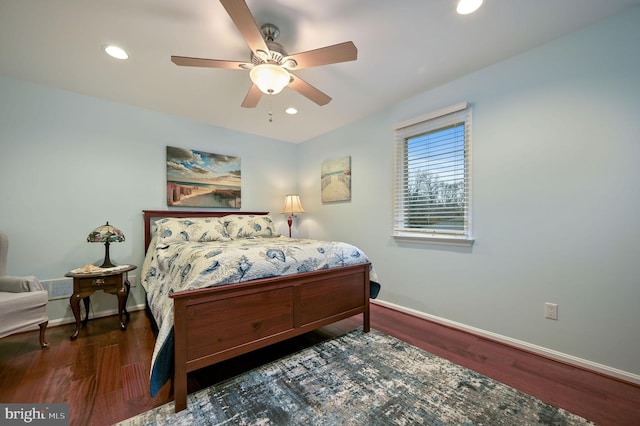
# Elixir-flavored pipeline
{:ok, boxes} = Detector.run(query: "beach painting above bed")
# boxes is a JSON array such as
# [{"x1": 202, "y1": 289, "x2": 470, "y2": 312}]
[
  {"x1": 166, "y1": 146, "x2": 241, "y2": 208},
  {"x1": 321, "y1": 156, "x2": 351, "y2": 203}
]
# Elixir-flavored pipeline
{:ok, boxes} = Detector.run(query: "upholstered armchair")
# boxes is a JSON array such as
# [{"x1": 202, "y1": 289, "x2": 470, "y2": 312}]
[{"x1": 0, "y1": 231, "x2": 49, "y2": 348}]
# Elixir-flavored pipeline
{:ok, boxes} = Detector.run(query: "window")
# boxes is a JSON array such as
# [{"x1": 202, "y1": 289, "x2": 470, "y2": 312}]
[{"x1": 393, "y1": 102, "x2": 473, "y2": 246}]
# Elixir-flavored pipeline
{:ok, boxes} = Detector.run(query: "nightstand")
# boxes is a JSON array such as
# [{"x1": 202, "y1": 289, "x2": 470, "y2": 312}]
[{"x1": 65, "y1": 264, "x2": 136, "y2": 340}]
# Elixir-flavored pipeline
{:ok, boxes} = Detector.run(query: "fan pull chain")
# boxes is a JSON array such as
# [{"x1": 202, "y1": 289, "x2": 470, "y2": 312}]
[{"x1": 268, "y1": 100, "x2": 273, "y2": 123}]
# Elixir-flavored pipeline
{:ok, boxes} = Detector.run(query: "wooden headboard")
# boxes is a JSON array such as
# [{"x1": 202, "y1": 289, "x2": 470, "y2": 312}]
[{"x1": 142, "y1": 210, "x2": 269, "y2": 252}]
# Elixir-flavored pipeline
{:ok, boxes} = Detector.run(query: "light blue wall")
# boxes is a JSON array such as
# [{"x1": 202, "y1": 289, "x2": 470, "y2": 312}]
[
  {"x1": 0, "y1": 77, "x2": 298, "y2": 325},
  {"x1": 297, "y1": 9, "x2": 640, "y2": 376}
]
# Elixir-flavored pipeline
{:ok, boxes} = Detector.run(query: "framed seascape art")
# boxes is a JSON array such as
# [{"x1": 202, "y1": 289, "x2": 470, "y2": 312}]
[
  {"x1": 321, "y1": 156, "x2": 351, "y2": 203},
  {"x1": 166, "y1": 146, "x2": 241, "y2": 208}
]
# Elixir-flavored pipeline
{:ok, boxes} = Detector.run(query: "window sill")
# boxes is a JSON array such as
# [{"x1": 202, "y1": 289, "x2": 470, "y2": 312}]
[{"x1": 392, "y1": 232, "x2": 474, "y2": 247}]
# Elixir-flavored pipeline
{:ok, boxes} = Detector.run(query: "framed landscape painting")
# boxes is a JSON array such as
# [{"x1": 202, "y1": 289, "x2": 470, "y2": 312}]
[
  {"x1": 321, "y1": 156, "x2": 351, "y2": 203},
  {"x1": 166, "y1": 146, "x2": 241, "y2": 208}
]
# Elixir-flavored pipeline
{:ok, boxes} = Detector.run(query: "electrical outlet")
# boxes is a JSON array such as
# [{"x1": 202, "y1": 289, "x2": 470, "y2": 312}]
[{"x1": 545, "y1": 302, "x2": 558, "y2": 320}]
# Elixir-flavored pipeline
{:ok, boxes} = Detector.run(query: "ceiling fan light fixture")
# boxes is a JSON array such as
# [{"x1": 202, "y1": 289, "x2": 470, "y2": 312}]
[
  {"x1": 457, "y1": 0, "x2": 484, "y2": 15},
  {"x1": 249, "y1": 63, "x2": 290, "y2": 95},
  {"x1": 171, "y1": 1, "x2": 357, "y2": 107}
]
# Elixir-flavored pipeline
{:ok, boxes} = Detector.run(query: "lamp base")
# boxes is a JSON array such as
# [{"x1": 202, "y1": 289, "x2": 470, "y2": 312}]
[
  {"x1": 100, "y1": 242, "x2": 117, "y2": 268},
  {"x1": 287, "y1": 215, "x2": 293, "y2": 238}
]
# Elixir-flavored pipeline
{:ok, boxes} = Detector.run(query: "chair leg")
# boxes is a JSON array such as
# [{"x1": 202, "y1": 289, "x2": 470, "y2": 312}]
[{"x1": 38, "y1": 321, "x2": 49, "y2": 349}]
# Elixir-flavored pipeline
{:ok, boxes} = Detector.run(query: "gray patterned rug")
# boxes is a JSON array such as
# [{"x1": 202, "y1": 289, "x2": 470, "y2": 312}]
[{"x1": 118, "y1": 329, "x2": 593, "y2": 425}]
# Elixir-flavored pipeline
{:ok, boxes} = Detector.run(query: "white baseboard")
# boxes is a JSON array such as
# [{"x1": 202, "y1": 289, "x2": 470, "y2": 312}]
[
  {"x1": 46, "y1": 303, "x2": 147, "y2": 328},
  {"x1": 372, "y1": 299, "x2": 640, "y2": 386}
]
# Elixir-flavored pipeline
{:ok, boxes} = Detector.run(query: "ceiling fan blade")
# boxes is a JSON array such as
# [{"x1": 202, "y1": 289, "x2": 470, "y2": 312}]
[
  {"x1": 288, "y1": 74, "x2": 332, "y2": 106},
  {"x1": 220, "y1": 0, "x2": 269, "y2": 55},
  {"x1": 171, "y1": 56, "x2": 248, "y2": 70},
  {"x1": 241, "y1": 84, "x2": 262, "y2": 108},
  {"x1": 285, "y1": 41, "x2": 357, "y2": 70}
]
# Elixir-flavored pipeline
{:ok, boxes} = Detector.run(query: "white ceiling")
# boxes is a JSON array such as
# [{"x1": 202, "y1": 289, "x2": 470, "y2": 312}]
[{"x1": 1, "y1": 0, "x2": 639, "y2": 143}]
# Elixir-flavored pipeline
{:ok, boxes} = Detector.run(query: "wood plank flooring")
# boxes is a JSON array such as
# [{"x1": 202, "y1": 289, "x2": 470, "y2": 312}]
[
  {"x1": 0, "y1": 303, "x2": 638, "y2": 425},
  {"x1": 371, "y1": 303, "x2": 640, "y2": 426}
]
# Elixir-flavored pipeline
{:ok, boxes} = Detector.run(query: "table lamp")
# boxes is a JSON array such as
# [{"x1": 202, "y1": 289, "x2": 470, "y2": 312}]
[
  {"x1": 87, "y1": 221, "x2": 125, "y2": 268},
  {"x1": 280, "y1": 194, "x2": 305, "y2": 238}
]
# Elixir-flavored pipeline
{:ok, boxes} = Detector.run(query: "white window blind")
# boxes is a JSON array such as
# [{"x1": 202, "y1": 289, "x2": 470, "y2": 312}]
[{"x1": 393, "y1": 103, "x2": 473, "y2": 245}]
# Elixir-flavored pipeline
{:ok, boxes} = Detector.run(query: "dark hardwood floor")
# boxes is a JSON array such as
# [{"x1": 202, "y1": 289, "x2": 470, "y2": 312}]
[{"x1": 0, "y1": 303, "x2": 638, "y2": 425}]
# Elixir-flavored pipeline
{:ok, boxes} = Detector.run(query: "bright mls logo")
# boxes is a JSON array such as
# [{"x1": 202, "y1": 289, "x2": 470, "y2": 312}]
[{"x1": 1, "y1": 404, "x2": 68, "y2": 425}]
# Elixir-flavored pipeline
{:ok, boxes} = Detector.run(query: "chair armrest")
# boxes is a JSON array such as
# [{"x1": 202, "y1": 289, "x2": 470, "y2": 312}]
[{"x1": 0, "y1": 275, "x2": 45, "y2": 293}]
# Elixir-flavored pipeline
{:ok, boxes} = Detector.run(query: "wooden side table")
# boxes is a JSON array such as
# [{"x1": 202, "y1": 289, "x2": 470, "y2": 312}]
[{"x1": 65, "y1": 264, "x2": 136, "y2": 340}]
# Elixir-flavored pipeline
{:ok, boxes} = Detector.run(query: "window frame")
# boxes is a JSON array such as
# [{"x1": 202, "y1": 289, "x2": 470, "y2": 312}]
[{"x1": 392, "y1": 102, "x2": 474, "y2": 247}]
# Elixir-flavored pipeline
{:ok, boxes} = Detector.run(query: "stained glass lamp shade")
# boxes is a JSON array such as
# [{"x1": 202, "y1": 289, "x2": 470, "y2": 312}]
[{"x1": 87, "y1": 222, "x2": 125, "y2": 268}]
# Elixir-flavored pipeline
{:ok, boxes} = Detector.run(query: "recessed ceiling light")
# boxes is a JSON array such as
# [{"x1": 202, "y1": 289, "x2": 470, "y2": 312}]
[
  {"x1": 285, "y1": 107, "x2": 298, "y2": 115},
  {"x1": 104, "y1": 45, "x2": 129, "y2": 60},
  {"x1": 457, "y1": 0, "x2": 484, "y2": 15}
]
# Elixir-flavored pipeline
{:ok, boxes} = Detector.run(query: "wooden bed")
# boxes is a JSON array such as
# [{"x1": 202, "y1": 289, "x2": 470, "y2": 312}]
[{"x1": 142, "y1": 210, "x2": 371, "y2": 412}]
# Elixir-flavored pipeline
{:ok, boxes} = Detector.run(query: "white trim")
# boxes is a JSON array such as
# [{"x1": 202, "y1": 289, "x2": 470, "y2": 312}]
[
  {"x1": 372, "y1": 299, "x2": 640, "y2": 385},
  {"x1": 46, "y1": 303, "x2": 147, "y2": 328},
  {"x1": 392, "y1": 232, "x2": 474, "y2": 247},
  {"x1": 394, "y1": 102, "x2": 468, "y2": 131}
]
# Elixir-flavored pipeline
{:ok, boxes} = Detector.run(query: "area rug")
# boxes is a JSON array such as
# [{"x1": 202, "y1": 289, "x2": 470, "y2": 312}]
[{"x1": 118, "y1": 329, "x2": 593, "y2": 425}]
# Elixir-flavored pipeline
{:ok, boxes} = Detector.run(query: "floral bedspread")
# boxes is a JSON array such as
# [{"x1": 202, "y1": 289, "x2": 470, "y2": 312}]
[{"x1": 141, "y1": 236, "x2": 378, "y2": 396}]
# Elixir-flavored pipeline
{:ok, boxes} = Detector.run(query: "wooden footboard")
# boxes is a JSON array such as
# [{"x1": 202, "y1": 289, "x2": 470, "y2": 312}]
[{"x1": 171, "y1": 262, "x2": 370, "y2": 412}]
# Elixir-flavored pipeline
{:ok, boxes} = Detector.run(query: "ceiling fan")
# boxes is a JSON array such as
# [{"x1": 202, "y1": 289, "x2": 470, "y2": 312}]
[{"x1": 171, "y1": 0, "x2": 357, "y2": 108}]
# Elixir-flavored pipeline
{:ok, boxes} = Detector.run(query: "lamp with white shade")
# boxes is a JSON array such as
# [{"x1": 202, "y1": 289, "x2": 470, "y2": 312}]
[{"x1": 280, "y1": 195, "x2": 305, "y2": 237}]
